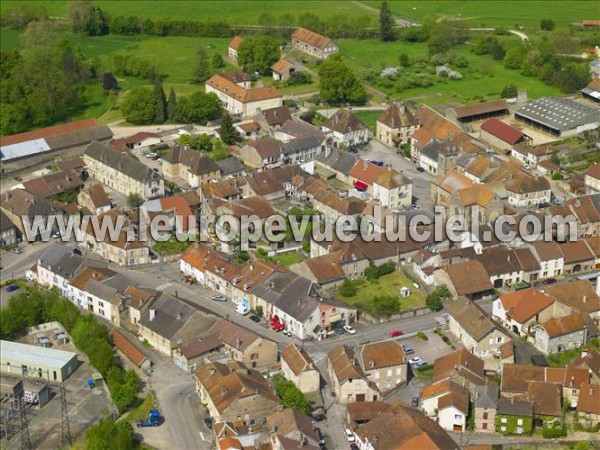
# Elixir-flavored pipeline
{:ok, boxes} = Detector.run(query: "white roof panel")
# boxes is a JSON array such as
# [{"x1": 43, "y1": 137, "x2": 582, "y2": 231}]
[
  {"x1": 0, "y1": 138, "x2": 50, "y2": 162},
  {"x1": 1, "y1": 340, "x2": 77, "y2": 369}
]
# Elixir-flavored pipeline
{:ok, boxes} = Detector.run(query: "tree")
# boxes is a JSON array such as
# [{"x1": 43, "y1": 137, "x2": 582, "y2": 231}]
[
  {"x1": 503, "y1": 43, "x2": 526, "y2": 70},
  {"x1": 67, "y1": 1, "x2": 108, "y2": 36},
  {"x1": 426, "y1": 285, "x2": 451, "y2": 312},
  {"x1": 370, "y1": 295, "x2": 400, "y2": 317},
  {"x1": 167, "y1": 86, "x2": 177, "y2": 121},
  {"x1": 339, "y1": 280, "x2": 358, "y2": 297},
  {"x1": 218, "y1": 113, "x2": 240, "y2": 145},
  {"x1": 379, "y1": 0, "x2": 395, "y2": 42},
  {"x1": 84, "y1": 418, "x2": 135, "y2": 450},
  {"x1": 102, "y1": 72, "x2": 118, "y2": 92},
  {"x1": 211, "y1": 53, "x2": 225, "y2": 69},
  {"x1": 153, "y1": 78, "x2": 166, "y2": 124},
  {"x1": 1, "y1": 3, "x2": 48, "y2": 29},
  {"x1": 427, "y1": 20, "x2": 469, "y2": 56},
  {"x1": 191, "y1": 47, "x2": 210, "y2": 84},
  {"x1": 237, "y1": 35, "x2": 281, "y2": 75},
  {"x1": 285, "y1": 71, "x2": 312, "y2": 86},
  {"x1": 540, "y1": 19, "x2": 555, "y2": 31},
  {"x1": 398, "y1": 53, "x2": 409, "y2": 66},
  {"x1": 501, "y1": 83, "x2": 518, "y2": 98},
  {"x1": 121, "y1": 87, "x2": 156, "y2": 125},
  {"x1": 127, "y1": 193, "x2": 144, "y2": 207},
  {"x1": 318, "y1": 55, "x2": 367, "y2": 105},
  {"x1": 282, "y1": 388, "x2": 311, "y2": 414}
]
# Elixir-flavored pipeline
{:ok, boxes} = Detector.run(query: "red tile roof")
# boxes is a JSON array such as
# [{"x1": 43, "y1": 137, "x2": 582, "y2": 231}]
[
  {"x1": 0, "y1": 118, "x2": 98, "y2": 147},
  {"x1": 292, "y1": 27, "x2": 332, "y2": 49},
  {"x1": 110, "y1": 329, "x2": 148, "y2": 367},
  {"x1": 481, "y1": 118, "x2": 527, "y2": 145},
  {"x1": 228, "y1": 36, "x2": 244, "y2": 50}
]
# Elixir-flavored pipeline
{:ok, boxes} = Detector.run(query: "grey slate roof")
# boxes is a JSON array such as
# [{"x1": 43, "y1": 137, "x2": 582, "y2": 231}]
[
  {"x1": 37, "y1": 245, "x2": 91, "y2": 280},
  {"x1": 274, "y1": 276, "x2": 319, "y2": 322},
  {"x1": 515, "y1": 97, "x2": 599, "y2": 132},
  {"x1": 162, "y1": 145, "x2": 220, "y2": 175},
  {"x1": 315, "y1": 150, "x2": 357, "y2": 174},
  {"x1": 473, "y1": 385, "x2": 499, "y2": 410},
  {"x1": 0, "y1": 210, "x2": 15, "y2": 232},
  {"x1": 138, "y1": 293, "x2": 199, "y2": 340},
  {"x1": 1, "y1": 189, "x2": 55, "y2": 218},
  {"x1": 84, "y1": 141, "x2": 162, "y2": 183},
  {"x1": 216, "y1": 156, "x2": 245, "y2": 176},
  {"x1": 45, "y1": 125, "x2": 112, "y2": 150},
  {"x1": 279, "y1": 119, "x2": 326, "y2": 141},
  {"x1": 281, "y1": 136, "x2": 322, "y2": 155},
  {"x1": 497, "y1": 398, "x2": 533, "y2": 417}
]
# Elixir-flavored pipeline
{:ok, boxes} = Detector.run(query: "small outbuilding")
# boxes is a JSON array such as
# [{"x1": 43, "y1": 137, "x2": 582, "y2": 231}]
[{"x1": 1, "y1": 340, "x2": 78, "y2": 383}]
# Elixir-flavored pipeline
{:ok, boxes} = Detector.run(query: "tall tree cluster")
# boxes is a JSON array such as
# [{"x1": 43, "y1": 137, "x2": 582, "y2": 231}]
[
  {"x1": 318, "y1": 55, "x2": 367, "y2": 105},
  {"x1": 67, "y1": 0, "x2": 108, "y2": 36},
  {"x1": 0, "y1": 21, "x2": 93, "y2": 135},
  {"x1": 237, "y1": 35, "x2": 281, "y2": 75},
  {"x1": 379, "y1": 0, "x2": 395, "y2": 42}
]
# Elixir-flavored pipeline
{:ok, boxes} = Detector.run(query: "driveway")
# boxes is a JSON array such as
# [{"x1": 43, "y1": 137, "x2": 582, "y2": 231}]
[{"x1": 362, "y1": 140, "x2": 434, "y2": 209}]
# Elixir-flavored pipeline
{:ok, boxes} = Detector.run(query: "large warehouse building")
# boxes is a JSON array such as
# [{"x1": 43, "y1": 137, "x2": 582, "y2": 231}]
[
  {"x1": 0, "y1": 340, "x2": 78, "y2": 383},
  {"x1": 515, "y1": 97, "x2": 599, "y2": 137}
]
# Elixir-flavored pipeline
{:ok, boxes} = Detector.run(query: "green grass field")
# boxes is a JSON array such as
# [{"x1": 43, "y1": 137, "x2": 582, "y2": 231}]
[
  {"x1": 337, "y1": 271, "x2": 426, "y2": 312},
  {"x1": 353, "y1": 110, "x2": 385, "y2": 132},
  {"x1": 1, "y1": 1, "x2": 374, "y2": 24},
  {"x1": 367, "y1": 0, "x2": 600, "y2": 28}
]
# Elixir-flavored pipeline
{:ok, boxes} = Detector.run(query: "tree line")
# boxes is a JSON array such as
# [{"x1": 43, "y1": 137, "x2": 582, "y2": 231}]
[{"x1": 1, "y1": 284, "x2": 140, "y2": 414}]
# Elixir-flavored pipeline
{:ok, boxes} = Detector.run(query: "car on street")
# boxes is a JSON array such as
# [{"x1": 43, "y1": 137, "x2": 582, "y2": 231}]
[
  {"x1": 6, "y1": 285, "x2": 19, "y2": 293},
  {"x1": 543, "y1": 277, "x2": 557, "y2": 285},
  {"x1": 411, "y1": 397, "x2": 419, "y2": 407},
  {"x1": 203, "y1": 417, "x2": 213, "y2": 429},
  {"x1": 390, "y1": 329, "x2": 404, "y2": 337},
  {"x1": 416, "y1": 166, "x2": 425, "y2": 172},
  {"x1": 401, "y1": 344, "x2": 414, "y2": 354},
  {"x1": 334, "y1": 327, "x2": 345, "y2": 335},
  {"x1": 211, "y1": 295, "x2": 227, "y2": 302},
  {"x1": 249, "y1": 315, "x2": 260, "y2": 323},
  {"x1": 344, "y1": 429, "x2": 355, "y2": 442},
  {"x1": 343, "y1": 325, "x2": 356, "y2": 335},
  {"x1": 348, "y1": 147, "x2": 358, "y2": 154},
  {"x1": 366, "y1": 159, "x2": 384, "y2": 167},
  {"x1": 11, "y1": 247, "x2": 23, "y2": 254}
]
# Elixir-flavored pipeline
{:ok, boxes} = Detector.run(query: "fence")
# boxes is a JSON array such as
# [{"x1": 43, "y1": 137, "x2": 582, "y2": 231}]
[{"x1": 361, "y1": 306, "x2": 431, "y2": 324}]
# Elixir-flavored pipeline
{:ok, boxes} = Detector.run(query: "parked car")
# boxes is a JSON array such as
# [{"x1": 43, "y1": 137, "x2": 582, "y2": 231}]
[
  {"x1": 6, "y1": 285, "x2": 19, "y2": 293},
  {"x1": 344, "y1": 429, "x2": 355, "y2": 442},
  {"x1": 416, "y1": 167, "x2": 425, "y2": 172},
  {"x1": 211, "y1": 295, "x2": 227, "y2": 302},
  {"x1": 203, "y1": 417, "x2": 213, "y2": 429},
  {"x1": 334, "y1": 327, "x2": 345, "y2": 335},
  {"x1": 411, "y1": 397, "x2": 419, "y2": 407},
  {"x1": 312, "y1": 412, "x2": 326, "y2": 422},
  {"x1": 408, "y1": 357, "x2": 428, "y2": 368},
  {"x1": 348, "y1": 147, "x2": 358, "y2": 154},
  {"x1": 11, "y1": 247, "x2": 23, "y2": 254},
  {"x1": 343, "y1": 325, "x2": 356, "y2": 335},
  {"x1": 366, "y1": 159, "x2": 384, "y2": 167},
  {"x1": 137, "y1": 410, "x2": 162, "y2": 428},
  {"x1": 390, "y1": 329, "x2": 404, "y2": 337},
  {"x1": 249, "y1": 315, "x2": 260, "y2": 323},
  {"x1": 543, "y1": 277, "x2": 557, "y2": 285},
  {"x1": 401, "y1": 344, "x2": 414, "y2": 355}
]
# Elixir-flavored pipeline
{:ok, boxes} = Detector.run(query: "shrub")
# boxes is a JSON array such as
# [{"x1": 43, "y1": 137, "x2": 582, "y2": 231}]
[
  {"x1": 417, "y1": 331, "x2": 428, "y2": 341},
  {"x1": 364, "y1": 262, "x2": 396, "y2": 281},
  {"x1": 370, "y1": 295, "x2": 400, "y2": 318},
  {"x1": 542, "y1": 425, "x2": 566, "y2": 439},
  {"x1": 339, "y1": 280, "x2": 358, "y2": 297}
]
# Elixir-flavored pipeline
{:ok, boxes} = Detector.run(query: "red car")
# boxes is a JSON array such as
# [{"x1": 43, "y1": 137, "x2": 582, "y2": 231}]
[
  {"x1": 271, "y1": 321, "x2": 285, "y2": 331},
  {"x1": 390, "y1": 329, "x2": 404, "y2": 337}
]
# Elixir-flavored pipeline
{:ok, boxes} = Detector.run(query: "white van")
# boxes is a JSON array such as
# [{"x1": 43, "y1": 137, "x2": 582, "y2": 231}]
[{"x1": 235, "y1": 304, "x2": 250, "y2": 316}]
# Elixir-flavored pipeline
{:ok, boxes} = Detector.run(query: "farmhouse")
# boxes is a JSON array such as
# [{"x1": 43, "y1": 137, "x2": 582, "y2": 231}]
[
  {"x1": 323, "y1": 108, "x2": 369, "y2": 147},
  {"x1": 0, "y1": 340, "x2": 78, "y2": 383},
  {"x1": 205, "y1": 74, "x2": 283, "y2": 118},
  {"x1": 291, "y1": 27, "x2": 338, "y2": 59},
  {"x1": 515, "y1": 97, "x2": 599, "y2": 137}
]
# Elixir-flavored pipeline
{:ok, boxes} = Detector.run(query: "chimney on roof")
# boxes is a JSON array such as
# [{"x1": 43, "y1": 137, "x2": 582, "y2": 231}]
[
  {"x1": 149, "y1": 308, "x2": 156, "y2": 321},
  {"x1": 369, "y1": 360, "x2": 375, "y2": 369},
  {"x1": 575, "y1": 199, "x2": 581, "y2": 207},
  {"x1": 581, "y1": 348, "x2": 589, "y2": 358},
  {"x1": 583, "y1": 295, "x2": 587, "y2": 304},
  {"x1": 236, "y1": 337, "x2": 242, "y2": 348},
  {"x1": 221, "y1": 386, "x2": 228, "y2": 396},
  {"x1": 209, "y1": 367, "x2": 216, "y2": 376}
]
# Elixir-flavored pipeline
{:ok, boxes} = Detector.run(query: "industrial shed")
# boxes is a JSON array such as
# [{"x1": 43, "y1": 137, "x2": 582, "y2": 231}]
[{"x1": 0, "y1": 340, "x2": 78, "y2": 383}]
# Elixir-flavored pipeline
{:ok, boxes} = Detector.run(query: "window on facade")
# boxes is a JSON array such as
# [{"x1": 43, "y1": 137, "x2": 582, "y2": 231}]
[
  {"x1": 497, "y1": 336, "x2": 503, "y2": 343},
  {"x1": 501, "y1": 417, "x2": 507, "y2": 424},
  {"x1": 454, "y1": 414, "x2": 462, "y2": 420},
  {"x1": 482, "y1": 423, "x2": 488, "y2": 430},
  {"x1": 387, "y1": 368, "x2": 392, "y2": 377},
  {"x1": 355, "y1": 383, "x2": 361, "y2": 391},
  {"x1": 483, "y1": 412, "x2": 488, "y2": 420},
  {"x1": 517, "y1": 427, "x2": 523, "y2": 434},
  {"x1": 500, "y1": 426, "x2": 506, "y2": 432},
  {"x1": 250, "y1": 353, "x2": 259, "y2": 360}
]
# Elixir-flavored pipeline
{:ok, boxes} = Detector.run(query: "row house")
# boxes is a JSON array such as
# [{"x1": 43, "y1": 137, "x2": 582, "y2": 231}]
[
  {"x1": 349, "y1": 159, "x2": 413, "y2": 210},
  {"x1": 327, "y1": 345, "x2": 380, "y2": 404},
  {"x1": 410, "y1": 105, "x2": 461, "y2": 165},
  {"x1": 83, "y1": 141, "x2": 164, "y2": 200},
  {"x1": 280, "y1": 344, "x2": 320, "y2": 394},
  {"x1": 161, "y1": 146, "x2": 221, "y2": 188}
]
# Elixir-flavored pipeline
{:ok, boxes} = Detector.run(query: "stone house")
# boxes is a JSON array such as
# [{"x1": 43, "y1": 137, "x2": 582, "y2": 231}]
[
  {"x1": 291, "y1": 27, "x2": 338, "y2": 59},
  {"x1": 280, "y1": 344, "x2": 320, "y2": 394},
  {"x1": 323, "y1": 109, "x2": 368, "y2": 147},
  {"x1": 238, "y1": 137, "x2": 282, "y2": 169},
  {"x1": 327, "y1": 345, "x2": 380, "y2": 404},
  {"x1": 359, "y1": 341, "x2": 407, "y2": 393},
  {"x1": 77, "y1": 183, "x2": 111, "y2": 215},
  {"x1": 161, "y1": 146, "x2": 221, "y2": 188},
  {"x1": 376, "y1": 102, "x2": 419, "y2": 147},
  {"x1": 534, "y1": 312, "x2": 590, "y2": 354}
]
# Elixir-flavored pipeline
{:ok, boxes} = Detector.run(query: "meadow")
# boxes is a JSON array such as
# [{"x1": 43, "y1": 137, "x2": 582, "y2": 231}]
[
  {"x1": 1, "y1": 1, "x2": 373, "y2": 24},
  {"x1": 368, "y1": 0, "x2": 600, "y2": 28}
]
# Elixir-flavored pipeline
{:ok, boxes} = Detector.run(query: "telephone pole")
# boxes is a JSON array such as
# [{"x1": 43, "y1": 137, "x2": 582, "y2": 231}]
[
  {"x1": 18, "y1": 398, "x2": 31, "y2": 450},
  {"x1": 60, "y1": 384, "x2": 71, "y2": 447}
]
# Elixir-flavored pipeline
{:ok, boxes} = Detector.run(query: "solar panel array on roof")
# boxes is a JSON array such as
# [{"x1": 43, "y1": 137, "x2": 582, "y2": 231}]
[
  {"x1": 515, "y1": 97, "x2": 599, "y2": 132},
  {"x1": 0, "y1": 139, "x2": 50, "y2": 162}
]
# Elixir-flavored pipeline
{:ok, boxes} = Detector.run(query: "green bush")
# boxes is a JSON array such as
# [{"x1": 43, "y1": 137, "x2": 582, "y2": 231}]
[
  {"x1": 271, "y1": 374, "x2": 310, "y2": 414},
  {"x1": 417, "y1": 331, "x2": 428, "y2": 341},
  {"x1": 364, "y1": 262, "x2": 396, "y2": 281},
  {"x1": 339, "y1": 280, "x2": 358, "y2": 297},
  {"x1": 369, "y1": 295, "x2": 400, "y2": 317},
  {"x1": 542, "y1": 425, "x2": 566, "y2": 439},
  {"x1": 302, "y1": 241, "x2": 310, "y2": 253}
]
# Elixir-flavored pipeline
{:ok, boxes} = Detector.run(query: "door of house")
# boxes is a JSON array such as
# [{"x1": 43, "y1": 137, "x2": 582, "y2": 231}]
[{"x1": 356, "y1": 394, "x2": 365, "y2": 402}]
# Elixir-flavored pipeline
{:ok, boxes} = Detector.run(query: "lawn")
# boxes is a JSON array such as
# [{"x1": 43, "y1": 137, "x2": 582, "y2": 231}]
[
  {"x1": 546, "y1": 338, "x2": 599, "y2": 367},
  {"x1": 127, "y1": 395, "x2": 157, "y2": 421},
  {"x1": 1, "y1": 1, "x2": 374, "y2": 24},
  {"x1": 353, "y1": 110, "x2": 385, "y2": 133},
  {"x1": 367, "y1": 1, "x2": 600, "y2": 28},
  {"x1": 270, "y1": 251, "x2": 305, "y2": 267},
  {"x1": 337, "y1": 271, "x2": 426, "y2": 312}
]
